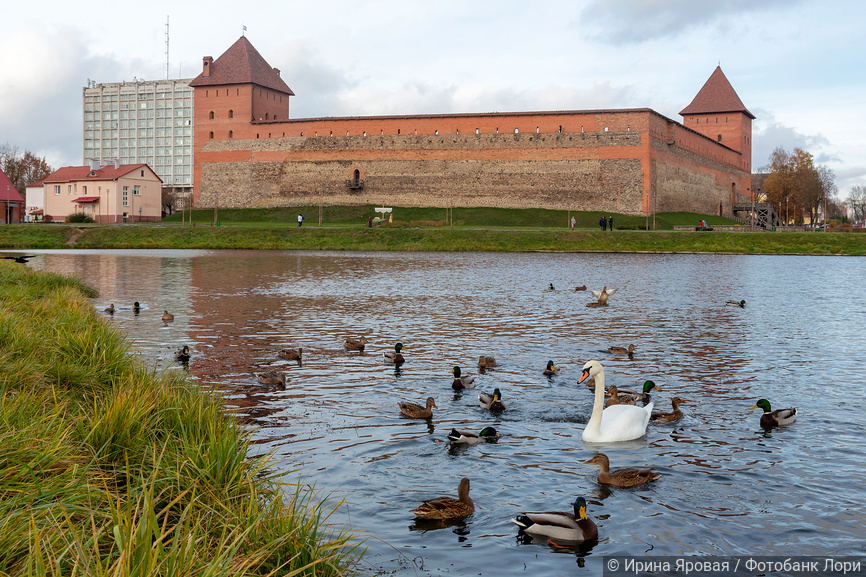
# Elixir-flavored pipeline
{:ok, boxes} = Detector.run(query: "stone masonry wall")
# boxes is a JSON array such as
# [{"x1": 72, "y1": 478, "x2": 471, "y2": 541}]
[{"x1": 198, "y1": 130, "x2": 648, "y2": 213}]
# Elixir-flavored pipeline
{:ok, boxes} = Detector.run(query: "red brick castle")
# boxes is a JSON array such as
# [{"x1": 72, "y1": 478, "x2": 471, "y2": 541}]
[{"x1": 190, "y1": 37, "x2": 754, "y2": 216}]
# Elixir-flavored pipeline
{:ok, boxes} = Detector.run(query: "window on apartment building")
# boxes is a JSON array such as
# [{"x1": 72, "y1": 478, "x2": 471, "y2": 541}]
[
  {"x1": 54, "y1": 185, "x2": 61, "y2": 195},
  {"x1": 134, "y1": 185, "x2": 140, "y2": 195}
]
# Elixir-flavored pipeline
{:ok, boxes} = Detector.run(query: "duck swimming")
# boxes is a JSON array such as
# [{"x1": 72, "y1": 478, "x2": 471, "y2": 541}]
[
  {"x1": 477, "y1": 356, "x2": 497, "y2": 368},
  {"x1": 478, "y1": 388, "x2": 505, "y2": 411},
  {"x1": 607, "y1": 344, "x2": 635, "y2": 355},
  {"x1": 103, "y1": 304, "x2": 115, "y2": 314},
  {"x1": 384, "y1": 342, "x2": 405, "y2": 364},
  {"x1": 578, "y1": 361, "x2": 653, "y2": 442},
  {"x1": 451, "y1": 366, "x2": 477, "y2": 390},
  {"x1": 585, "y1": 453, "x2": 661, "y2": 487},
  {"x1": 344, "y1": 336, "x2": 368, "y2": 351},
  {"x1": 398, "y1": 396, "x2": 437, "y2": 419},
  {"x1": 132, "y1": 301, "x2": 141, "y2": 314},
  {"x1": 650, "y1": 397, "x2": 685, "y2": 424},
  {"x1": 604, "y1": 385, "x2": 636, "y2": 408},
  {"x1": 542, "y1": 360, "x2": 559, "y2": 376},
  {"x1": 726, "y1": 300, "x2": 746, "y2": 308},
  {"x1": 410, "y1": 478, "x2": 474, "y2": 520},
  {"x1": 448, "y1": 427, "x2": 498, "y2": 444},
  {"x1": 255, "y1": 372, "x2": 286, "y2": 387},
  {"x1": 511, "y1": 496, "x2": 598, "y2": 542},
  {"x1": 175, "y1": 346, "x2": 190, "y2": 362},
  {"x1": 278, "y1": 347, "x2": 303, "y2": 361},
  {"x1": 751, "y1": 399, "x2": 797, "y2": 427},
  {"x1": 615, "y1": 380, "x2": 660, "y2": 404},
  {"x1": 162, "y1": 310, "x2": 174, "y2": 322}
]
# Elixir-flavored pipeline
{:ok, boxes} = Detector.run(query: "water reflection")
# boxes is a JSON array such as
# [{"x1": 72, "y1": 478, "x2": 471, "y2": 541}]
[{"x1": 12, "y1": 249, "x2": 866, "y2": 575}]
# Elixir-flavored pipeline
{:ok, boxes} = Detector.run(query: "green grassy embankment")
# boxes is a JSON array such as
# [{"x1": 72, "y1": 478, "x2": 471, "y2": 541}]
[
  {"x1": 0, "y1": 261, "x2": 360, "y2": 575},
  {"x1": 1, "y1": 207, "x2": 863, "y2": 255}
]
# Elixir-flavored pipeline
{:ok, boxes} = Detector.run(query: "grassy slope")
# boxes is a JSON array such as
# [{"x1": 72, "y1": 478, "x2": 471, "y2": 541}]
[{"x1": 0, "y1": 261, "x2": 359, "y2": 576}]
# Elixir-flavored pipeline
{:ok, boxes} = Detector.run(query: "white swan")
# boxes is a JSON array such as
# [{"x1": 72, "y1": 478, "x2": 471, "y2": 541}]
[{"x1": 578, "y1": 360, "x2": 653, "y2": 442}]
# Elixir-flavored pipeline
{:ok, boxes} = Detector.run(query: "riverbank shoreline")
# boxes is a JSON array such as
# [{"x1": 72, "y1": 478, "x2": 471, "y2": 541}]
[
  {"x1": 0, "y1": 261, "x2": 359, "y2": 575},
  {"x1": 1, "y1": 224, "x2": 864, "y2": 256}
]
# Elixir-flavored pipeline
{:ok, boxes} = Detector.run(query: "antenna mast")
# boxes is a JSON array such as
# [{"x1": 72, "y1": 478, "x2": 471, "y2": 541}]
[{"x1": 165, "y1": 16, "x2": 170, "y2": 80}]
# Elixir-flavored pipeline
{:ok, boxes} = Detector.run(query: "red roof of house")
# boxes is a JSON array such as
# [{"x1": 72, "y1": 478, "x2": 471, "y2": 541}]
[
  {"x1": 189, "y1": 36, "x2": 294, "y2": 95},
  {"x1": 680, "y1": 66, "x2": 755, "y2": 120},
  {"x1": 0, "y1": 167, "x2": 25, "y2": 203},
  {"x1": 42, "y1": 164, "x2": 162, "y2": 184}
]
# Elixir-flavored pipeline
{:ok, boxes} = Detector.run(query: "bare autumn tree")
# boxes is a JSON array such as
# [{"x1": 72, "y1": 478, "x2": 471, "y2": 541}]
[
  {"x1": 0, "y1": 144, "x2": 53, "y2": 194},
  {"x1": 162, "y1": 188, "x2": 177, "y2": 216},
  {"x1": 849, "y1": 184, "x2": 866, "y2": 224}
]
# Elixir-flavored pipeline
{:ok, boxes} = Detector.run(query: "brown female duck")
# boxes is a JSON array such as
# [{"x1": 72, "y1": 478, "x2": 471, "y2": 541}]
[
  {"x1": 398, "y1": 396, "x2": 437, "y2": 419},
  {"x1": 650, "y1": 397, "x2": 685, "y2": 424},
  {"x1": 410, "y1": 477, "x2": 474, "y2": 520},
  {"x1": 585, "y1": 453, "x2": 660, "y2": 487}
]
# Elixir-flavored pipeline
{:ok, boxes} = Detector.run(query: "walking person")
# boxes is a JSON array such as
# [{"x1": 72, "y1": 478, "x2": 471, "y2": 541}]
[
  {"x1": 571, "y1": 216, "x2": 576, "y2": 230},
  {"x1": 608, "y1": 216, "x2": 613, "y2": 231},
  {"x1": 368, "y1": 216, "x2": 373, "y2": 228},
  {"x1": 298, "y1": 213, "x2": 304, "y2": 227},
  {"x1": 599, "y1": 215, "x2": 607, "y2": 231}
]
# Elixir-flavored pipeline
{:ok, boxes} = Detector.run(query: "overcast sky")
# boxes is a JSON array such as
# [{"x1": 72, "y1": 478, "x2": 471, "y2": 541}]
[{"x1": 2, "y1": 0, "x2": 863, "y2": 196}]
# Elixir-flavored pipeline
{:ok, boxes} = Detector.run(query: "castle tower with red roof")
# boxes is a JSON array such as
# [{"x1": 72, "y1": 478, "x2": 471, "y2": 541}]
[{"x1": 680, "y1": 66, "x2": 754, "y2": 172}]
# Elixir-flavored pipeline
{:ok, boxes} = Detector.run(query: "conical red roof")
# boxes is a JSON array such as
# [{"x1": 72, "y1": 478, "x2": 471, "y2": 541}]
[
  {"x1": 190, "y1": 36, "x2": 294, "y2": 95},
  {"x1": 680, "y1": 66, "x2": 754, "y2": 119}
]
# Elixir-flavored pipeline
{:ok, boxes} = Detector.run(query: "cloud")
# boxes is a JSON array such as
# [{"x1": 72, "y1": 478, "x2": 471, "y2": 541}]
[
  {"x1": 579, "y1": 0, "x2": 800, "y2": 43},
  {"x1": 752, "y1": 112, "x2": 834, "y2": 168},
  {"x1": 0, "y1": 25, "x2": 162, "y2": 170}
]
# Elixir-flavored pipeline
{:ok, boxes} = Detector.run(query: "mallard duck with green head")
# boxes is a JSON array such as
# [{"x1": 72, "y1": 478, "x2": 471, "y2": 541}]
[
  {"x1": 398, "y1": 396, "x2": 437, "y2": 419},
  {"x1": 384, "y1": 342, "x2": 405, "y2": 364},
  {"x1": 615, "y1": 380, "x2": 660, "y2": 403},
  {"x1": 410, "y1": 478, "x2": 474, "y2": 520},
  {"x1": 175, "y1": 345, "x2": 190, "y2": 362},
  {"x1": 750, "y1": 399, "x2": 797, "y2": 427},
  {"x1": 478, "y1": 388, "x2": 505, "y2": 411},
  {"x1": 726, "y1": 300, "x2": 746, "y2": 308},
  {"x1": 451, "y1": 366, "x2": 476, "y2": 390},
  {"x1": 542, "y1": 360, "x2": 560, "y2": 376},
  {"x1": 511, "y1": 496, "x2": 598, "y2": 542},
  {"x1": 448, "y1": 427, "x2": 498, "y2": 444}
]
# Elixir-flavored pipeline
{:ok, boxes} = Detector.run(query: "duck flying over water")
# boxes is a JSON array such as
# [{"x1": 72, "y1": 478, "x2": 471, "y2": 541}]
[
  {"x1": 384, "y1": 342, "x2": 405, "y2": 364},
  {"x1": 585, "y1": 453, "x2": 661, "y2": 487},
  {"x1": 410, "y1": 478, "x2": 474, "y2": 520},
  {"x1": 448, "y1": 427, "x2": 498, "y2": 444},
  {"x1": 2, "y1": 255, "x2": 38, "y2": 264},
  {"x1": 451, "y1": 366, "x2": 476, "y2": 390},
  {"x1": 750, "y1": 398, "x2": 797, "y2": 427},
  {"x1": 478, "y1": 388, "x2": 505, "y2": 411},
  {"x1": 511, "y1": 496, "x2": 598, "y2": 542},
  {"x1": 591, "y1": 287, "x2": 617, "y2": 305},
  {"x1": 398, "y1": 396, "x2": 437, "y2": 419}
]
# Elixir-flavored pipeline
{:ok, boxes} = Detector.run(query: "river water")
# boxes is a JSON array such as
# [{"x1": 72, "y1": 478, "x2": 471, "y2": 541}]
[{"x1": 13, "y1": 248, "x2": 866, "y2": 576}]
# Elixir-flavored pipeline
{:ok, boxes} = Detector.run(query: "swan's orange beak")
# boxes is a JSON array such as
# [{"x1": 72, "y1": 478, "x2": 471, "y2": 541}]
[{"x1": 578, "y1": 368, "x2": 590, "y2": 383}]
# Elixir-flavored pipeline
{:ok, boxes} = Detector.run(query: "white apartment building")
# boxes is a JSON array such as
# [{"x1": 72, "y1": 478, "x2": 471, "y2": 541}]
[{"x1": 83, "y1": 78, "x2": 194, "y2": 194}]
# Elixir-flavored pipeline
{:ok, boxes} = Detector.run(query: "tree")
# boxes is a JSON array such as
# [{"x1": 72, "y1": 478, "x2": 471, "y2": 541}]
[
  {"x1": 849, "y1": 184, "x2": 866, "y2": 224},
  {"x1": 0, "y1": 144, "x2": 53, "y2": 194},
  {"x1": 762, "y1": 147, "x2": 835, "y2": 225},
  {"x1": 162, "y1": 188, "x2": 177, "y2": 216}
]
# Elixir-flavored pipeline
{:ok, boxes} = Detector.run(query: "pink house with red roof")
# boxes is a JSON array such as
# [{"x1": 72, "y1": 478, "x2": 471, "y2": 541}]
[
  {"x1": 0, "y1": 167, "x2": 25, "y2": 224},
  {"x1": 41, "y1": 161, "x2": 162, "y2": 223}
]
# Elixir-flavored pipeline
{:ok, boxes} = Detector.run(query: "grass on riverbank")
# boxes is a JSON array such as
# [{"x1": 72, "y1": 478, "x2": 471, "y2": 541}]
[
  {"x1": 1, "y1": 225, "x2": 864, "y2": 255},
  {"x1": 0, "y1": 261, "x2": 360, "y2": 576}
]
